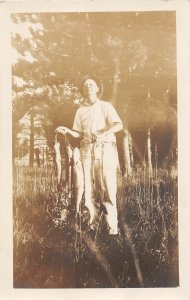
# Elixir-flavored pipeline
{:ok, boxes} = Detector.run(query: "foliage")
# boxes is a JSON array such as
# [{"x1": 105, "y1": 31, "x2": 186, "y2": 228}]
[{"x1": 12, "y1": 12, "x2": 176, "y2": 156}]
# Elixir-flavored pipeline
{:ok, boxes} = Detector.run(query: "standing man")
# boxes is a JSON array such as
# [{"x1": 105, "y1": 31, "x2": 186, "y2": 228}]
[{"x1": 56, "y1": 77, "x2": 123, "y2": 235}]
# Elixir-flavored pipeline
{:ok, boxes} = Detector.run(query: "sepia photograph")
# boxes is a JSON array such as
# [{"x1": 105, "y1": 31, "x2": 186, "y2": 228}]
[{"x1": 11, "y1": 10, "x2": 178, "y2": 289}]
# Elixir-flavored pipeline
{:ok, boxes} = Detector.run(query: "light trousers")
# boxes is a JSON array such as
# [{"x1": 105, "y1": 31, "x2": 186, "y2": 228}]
[{"x1": 80, "y1": 142, "x2": 119, "y2": 231}]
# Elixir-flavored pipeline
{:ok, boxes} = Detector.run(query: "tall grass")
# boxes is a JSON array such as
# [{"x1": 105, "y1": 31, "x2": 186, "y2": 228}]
[
  {"x1": 13, "y1": 163, "x2": 178, "y2": 288},
  {"x1": 13, "y1": 165, "x2": 57, "y2": 196}
]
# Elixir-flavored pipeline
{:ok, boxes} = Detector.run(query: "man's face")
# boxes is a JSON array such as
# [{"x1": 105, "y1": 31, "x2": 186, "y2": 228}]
[{"x1": 84, "y1": 79, "x2": 99, "y2": 103}]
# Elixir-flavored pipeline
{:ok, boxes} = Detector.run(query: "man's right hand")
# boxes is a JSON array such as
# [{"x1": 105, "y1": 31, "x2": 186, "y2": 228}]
[{"x1": 55, "y1": 126, "x2": 69, "y2": 135}]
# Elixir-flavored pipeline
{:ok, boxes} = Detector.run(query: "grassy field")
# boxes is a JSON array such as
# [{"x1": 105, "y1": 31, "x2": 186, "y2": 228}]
[{"x1": 13, "y1": 164, "x2": 178, "y2": 288}]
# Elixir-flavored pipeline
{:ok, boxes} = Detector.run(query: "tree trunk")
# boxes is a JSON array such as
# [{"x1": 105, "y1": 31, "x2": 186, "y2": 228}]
[
  {"x1": 35, "y1": 148, "x2": 41, "y2": 167},
  {"x1": 112, "y1": 57, "x2": 120, "y2": 105},
  {"x1": 147, "y1": 128, "x2": 153, "y2": 175},
  {"x1": 29, "y1": 109, "x2": 34, "y2": 167}
]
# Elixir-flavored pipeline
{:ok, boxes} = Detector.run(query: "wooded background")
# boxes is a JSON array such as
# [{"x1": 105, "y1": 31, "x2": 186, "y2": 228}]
[{"x1": 12, "y1": 11, "x2": 177, "y2": 167}]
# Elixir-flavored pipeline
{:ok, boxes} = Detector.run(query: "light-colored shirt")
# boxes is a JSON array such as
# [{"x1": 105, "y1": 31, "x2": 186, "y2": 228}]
[{"x1": 73, "y1": 99, "x2": 122, "y2": 144}]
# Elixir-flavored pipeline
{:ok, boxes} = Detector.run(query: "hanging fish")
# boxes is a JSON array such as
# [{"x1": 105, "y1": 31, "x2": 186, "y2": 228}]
[
  {"x1": 72, "y1": 147, "x2": 84, "y2": 213},
  {"x1": 116, "y1": 129, "x2": 133, "y2": 177},
  {"x1": 122, "y1": 130, "x2": 132, "y2": 176}
]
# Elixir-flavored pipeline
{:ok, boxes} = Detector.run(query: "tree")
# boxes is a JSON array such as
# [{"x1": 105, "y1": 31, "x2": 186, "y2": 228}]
[{"x1": 12, "y1": 11, "x2": 177, "y2": 165}]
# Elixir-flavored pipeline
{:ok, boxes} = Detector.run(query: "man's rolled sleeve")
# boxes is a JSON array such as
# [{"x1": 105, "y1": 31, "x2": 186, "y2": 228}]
[{"x1": 106, "y1": 103, "x2": 122, "y2": 125}]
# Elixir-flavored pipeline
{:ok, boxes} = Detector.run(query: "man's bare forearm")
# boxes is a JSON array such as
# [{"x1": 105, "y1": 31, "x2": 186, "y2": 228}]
[
  {"x1": 101, "y1": 122, "x2": 123, "y2": 137},
  {"x1": 56, "y1": 126, "x2": 82, "y2": 139},
  {"x1": 94, "y1": 122, "x2": 123, "y2": 141},
  {"x1": 67, "y1": 128, "x2": 82, "y2": 139}
]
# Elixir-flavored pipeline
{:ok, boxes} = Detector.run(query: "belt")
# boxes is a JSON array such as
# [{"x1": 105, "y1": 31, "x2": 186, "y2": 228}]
[{"x1": 80, "y1": 140, "x2": 116, "y2": 147}]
